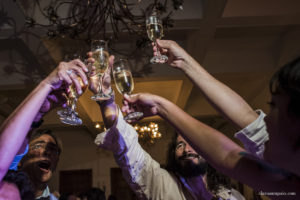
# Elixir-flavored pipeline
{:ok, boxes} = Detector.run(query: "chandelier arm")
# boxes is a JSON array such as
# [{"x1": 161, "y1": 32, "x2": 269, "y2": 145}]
[
  {"x1": 34, "y1": 0, "x2": 50, "y2": 19},
  {"x1": 86, "y1": 3, "x2": 105, "y2": 39},
  {"x1": 54, "y1": 1, "x2": 75, "y2": 20},
  {"x1": 115, "y1": 0, "x2": 141, "y2": 34},
  {"x1": 98, "y1": 2, "x2": 110, "y2": 39},
  {"x1": 109, "y1": 8, "x2": 119, "y2": 39},
  {"x1": 71, "y1": 1, "x2": 92, "y2": 25},
  {"x1": 69, "y1": 1, "x2": 92, "y2": 34},
  {"x1": 106, "y1": 0, "x2": 118, "y2": 39},
  {"x1": 86, "y1": 3, "x2": 101, "y2": 28},
  {"x1": 25, "y1": 1, "x2": 55, "y2": 28},
  {"x1": 19, "y1": 0, "x2": 180, "y2": 76}
]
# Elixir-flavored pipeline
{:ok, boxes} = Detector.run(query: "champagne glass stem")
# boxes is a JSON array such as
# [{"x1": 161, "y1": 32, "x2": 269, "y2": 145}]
[
  {"x1": 154, "y1": 41, "x2": 161, "y2": 57},
  {"x1": 70, "y1": 98, "x2": 77, "y2": 111},
  {"x1": 97, "y1": 74, "x2": 104, "y2": 95}
]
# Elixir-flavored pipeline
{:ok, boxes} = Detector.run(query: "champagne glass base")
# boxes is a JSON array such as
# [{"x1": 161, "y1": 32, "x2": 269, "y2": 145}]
[
  {"x1": 57, "y1": 109, "x2": 82, "y2": 125},
  {"x1": 91, "y1": 93, "x2": 111, "y2": 101},
  {"x1": 150, "y1": 55, "x2": 168, "y2": 64},
  {"x1": 124, "y1": 111, "x2": 143, "y2": 122},
  {"x1": 57, "y1": 109, "x2": 68, "y2": 117},
  {"x1": 60, "y1": 116, "x2": 82, "y2": 125}
]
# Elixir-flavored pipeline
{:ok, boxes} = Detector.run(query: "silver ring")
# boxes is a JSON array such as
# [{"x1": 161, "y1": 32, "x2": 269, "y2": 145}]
[{"x1": 66, "y1": 69, "x2": 73, "y2": 75}]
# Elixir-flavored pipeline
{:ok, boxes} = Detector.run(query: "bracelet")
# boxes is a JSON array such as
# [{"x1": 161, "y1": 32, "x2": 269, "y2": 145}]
[{"x1": 31, "y1": 119, "x2": 44, "y2": 129}]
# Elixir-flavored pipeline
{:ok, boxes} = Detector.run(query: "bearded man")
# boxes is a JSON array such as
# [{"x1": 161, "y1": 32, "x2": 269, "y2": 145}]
[{"x1": 90, "y1": 55, "x2": 245, "y2": 200}]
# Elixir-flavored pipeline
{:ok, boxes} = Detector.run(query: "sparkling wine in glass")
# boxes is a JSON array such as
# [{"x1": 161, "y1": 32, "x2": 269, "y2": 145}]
[
  {"x1": 146, "y1": 11, "x2": 168, "y2": 64},
  {"x1": 113, "y1": 58, "x2": 143, "y2": 121},
  {"x1": 90, "y1": 40, "x2": 111, "y2": 101},
  {"x1": 57, "y1": 76, "x2": 87, "y2": 125}
]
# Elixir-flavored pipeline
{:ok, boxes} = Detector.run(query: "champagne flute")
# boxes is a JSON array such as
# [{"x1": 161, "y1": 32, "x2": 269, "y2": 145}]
[
  {"x1": 57, "y1": 73, "x2": 87, "y2": 125},
  {"x1": 90, "y1": 40, "x2": 111, "y2": 101},
  {"x1": 113, "y1": 58, "x2": 143, "y2": 121},
  {"x1": 146, "y1": 10, "x2": 168, "y2": 64}
]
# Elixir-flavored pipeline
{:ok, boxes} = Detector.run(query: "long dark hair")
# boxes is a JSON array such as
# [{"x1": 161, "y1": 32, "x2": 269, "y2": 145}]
[
  {"x1": 165, "y1": 132, "x2": 231, "y2": 191},
  {"x1": 165, "y1": 133, "x2": 179, "y2": 173},
  {"x1": 165, "y1": 132, "x2": 231, "y2": 193},
  {"x1": 206, "y1": 164, "x2": 231, "y2": 193},
  {"x1": 270, "y1": 56, "x2": 300, "y2": 117}
]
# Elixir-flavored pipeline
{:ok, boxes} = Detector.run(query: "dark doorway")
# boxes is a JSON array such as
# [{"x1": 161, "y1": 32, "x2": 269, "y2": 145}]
[
  {"x1": 111, "y1": 168, "x2": 137, "y2": 200},
  {"x1": 60, "y1": 169, "x2": 92, "y2": 195}
]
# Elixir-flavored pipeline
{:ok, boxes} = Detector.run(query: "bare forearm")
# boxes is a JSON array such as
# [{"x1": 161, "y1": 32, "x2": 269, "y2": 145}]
[
  {"x1": 182, "y1": 60, "x2": 258, "y2": 129},
  {"x1": 0, "y1": 81, "x2": 52, "y2": 180},
  {"x1": 154, "y1": 97, "x2": 300, "y2": 193},
  {"x1": 16, "y1": 112, "x2": 46, "y2": 155},
  {"x1": 156, "y1": 96, "x2": 243, "y2": 170}
]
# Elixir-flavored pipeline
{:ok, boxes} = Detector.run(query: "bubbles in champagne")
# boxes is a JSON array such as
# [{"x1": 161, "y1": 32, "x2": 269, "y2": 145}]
[
  {"x1": 69, "y1": 85, "x2": 78, "y2": 99},
  {"x1": 147, "y1": 23, "x2": 163, "y2": 42},
  {"x1": 68, "y1": 77, "x2": 86, "y2": 99},
  {"x1": 92, "y1": 49, "x2": 109, "y2": 75},
  {"x1": 113, "y1": 70, "x2": 134, "y2": 94}
]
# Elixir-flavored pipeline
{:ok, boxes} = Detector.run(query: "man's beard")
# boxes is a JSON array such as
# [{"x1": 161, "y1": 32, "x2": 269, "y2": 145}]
[{"x1": 176, "y1": 153, "x2": 207, "y2": 178}]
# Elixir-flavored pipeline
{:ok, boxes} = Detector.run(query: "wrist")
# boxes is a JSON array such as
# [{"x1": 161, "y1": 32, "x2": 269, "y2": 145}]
[
  {"x1": 38, "y1": 80, "x2": 54, "y2": 97},
  {"x1": 183, "y1": 57, "x2": 203, "y2": 78},
  {"x1": 40, "y1": 79, "x2": 53, "y2": 90},
  {"x1": 182, "y1": 55, "x2": 197, "y2": 71},
  {"x1": 154, "y1": 95, "x2": 167, "y2": 115}
]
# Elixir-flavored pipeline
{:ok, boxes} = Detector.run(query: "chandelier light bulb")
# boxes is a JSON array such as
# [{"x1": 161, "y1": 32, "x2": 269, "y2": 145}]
[{"x1": 135, "y1": 122, "x2": 161, "y2": 143}]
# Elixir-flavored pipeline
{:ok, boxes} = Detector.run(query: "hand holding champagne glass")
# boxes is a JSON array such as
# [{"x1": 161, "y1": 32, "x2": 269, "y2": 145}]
[
  {"x1": 113, "y1": 58, "x2": 143, "y2": 121},
  {"x1": 146, "y1": 10, "x2": 168, "y2": 64},
  {"x1": 57, "y1": 74, "x2": 87, "y2": 125},
  {"x1": 57, "y1": 58, "x2": 88, "y2": 125},
  {"x1": 90, "y1": 39, "x2": 111, "y2": 101}
]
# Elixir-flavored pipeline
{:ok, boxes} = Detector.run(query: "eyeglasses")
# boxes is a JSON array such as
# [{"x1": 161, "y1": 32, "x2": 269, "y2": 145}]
[
  {"x1": 175, "y1": 142, "x2": 186, "y2": 151},
  {"x1": 30, "y1": 142, "x2": 60, "y2": 155}
]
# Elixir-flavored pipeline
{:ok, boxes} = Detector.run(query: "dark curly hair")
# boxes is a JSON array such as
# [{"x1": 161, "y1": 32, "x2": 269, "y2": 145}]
[
  {"x1": 206, "y1": 164, "x2": 231, "y2": 193},
  {"x1": 28, "y1": 129, "x2": 62, "y2": 155},
  {"x1": 3, "y1": 170, "x2": 35, "y2": 200},
  {"x1": 165, "y1": 133, "x2": 179, "y2": 173},
  {"x1": 270, "y1": 56, "x2": 300, "y2": 118}
]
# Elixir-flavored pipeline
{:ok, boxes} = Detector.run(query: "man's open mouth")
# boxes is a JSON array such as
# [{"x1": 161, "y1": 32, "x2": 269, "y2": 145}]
[
  {"x1": 37, "y1": 160, "x2": 51, "y2": 171},
  {"x1": 180, "y1": 153, "x2": 199, "y2": 160}
]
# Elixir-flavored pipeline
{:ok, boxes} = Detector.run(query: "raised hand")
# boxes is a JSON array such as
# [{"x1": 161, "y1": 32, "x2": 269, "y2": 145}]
[
  {"x1": 44, "y1": 59, "x2": 89, "y2": 93},
  {"x1": 38, "y1": 59, "x2": 89, "y2": 118},
  {"x1": 153, "y1": 39, "x2": 194, "y2": 69},
  {"x1": 121, "y1": 93, "x2": 162, "y2": 122}
]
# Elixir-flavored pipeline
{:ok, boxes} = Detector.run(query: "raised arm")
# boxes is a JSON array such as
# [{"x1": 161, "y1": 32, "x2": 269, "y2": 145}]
[
  {"x1": 155, "y1": 39, "x2": 258, "y2": 129},
  {"x1": 0, "y1": 59, "x2": 88, "y2": 181},
  {"x1": 88, "y1": 56, "x2": 194, "y2": 199},
  {"x1": 122, "y1": 93, "x2": 300, "y2": 196}
]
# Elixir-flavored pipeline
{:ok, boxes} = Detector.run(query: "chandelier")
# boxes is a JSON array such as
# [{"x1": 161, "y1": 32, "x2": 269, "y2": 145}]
[
  {"x1": 23, "y1": 0, "x2": 184, "y2": 43},
  {"x1": 134, "y1": 122, "x2": 162, "y2": 144},
  {"x1": 94, "y1": 121, "x2": 161, "y2": 144}
]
